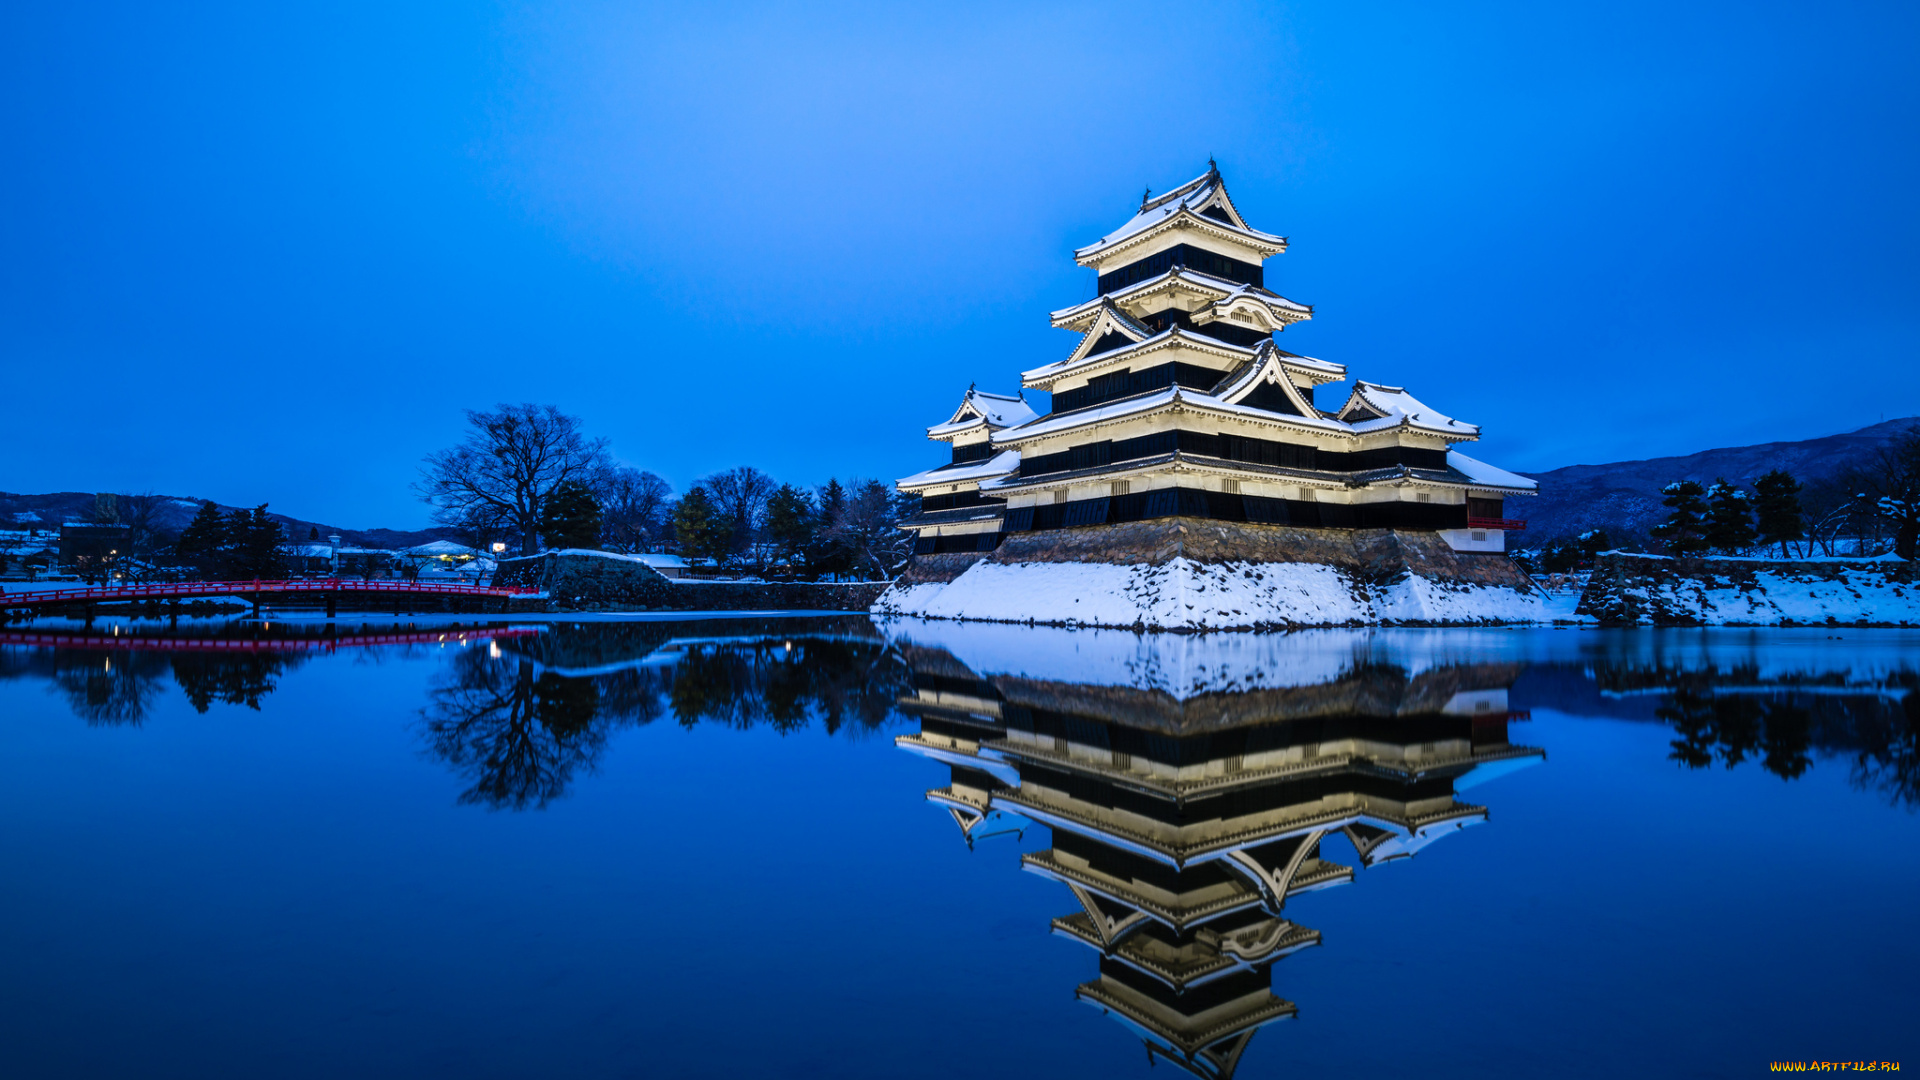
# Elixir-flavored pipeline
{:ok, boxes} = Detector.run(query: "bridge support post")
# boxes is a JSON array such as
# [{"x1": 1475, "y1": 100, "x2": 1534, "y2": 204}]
[{"x1": 326, "y1": 591, "x2": 337, "y2": 619}]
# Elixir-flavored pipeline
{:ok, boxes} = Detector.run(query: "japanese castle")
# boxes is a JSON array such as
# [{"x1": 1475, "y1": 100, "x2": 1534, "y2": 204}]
[{"x1": 896, "y1": 163, "x2": 1534, "y2": 560}]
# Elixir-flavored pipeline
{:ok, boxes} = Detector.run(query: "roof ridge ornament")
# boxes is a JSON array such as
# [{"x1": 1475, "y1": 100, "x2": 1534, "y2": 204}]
[{"x1": 1140, "y1": 187, "x2": 1152, "y2": 212}]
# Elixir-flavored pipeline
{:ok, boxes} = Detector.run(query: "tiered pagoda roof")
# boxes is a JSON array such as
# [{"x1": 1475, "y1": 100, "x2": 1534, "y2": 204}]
[{"x1": 895, "y1": 161, "x2": 1536, "y2": 555}]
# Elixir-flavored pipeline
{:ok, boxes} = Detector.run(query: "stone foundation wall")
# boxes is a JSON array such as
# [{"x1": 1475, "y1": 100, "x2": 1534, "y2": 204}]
[
  {"x1": 988, "y1": 518, "x2": 1534, "y2": 592},
  {"x1": 1577, "y1": 553, "x2": 1917, "y2": 625},
  {"x1": 895, "y1": 551, "x2": 990, "y2": 585},
  {"x1": 875, "y1": 518, "x2": 1543, "y2": 629},
  {"x1": 495, "y1": 552, "x2": 888, "y2": 612}
]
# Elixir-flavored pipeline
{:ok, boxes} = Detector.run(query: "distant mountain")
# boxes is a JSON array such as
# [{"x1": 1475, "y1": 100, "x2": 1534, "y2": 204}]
[
  {"x1": 1515, "y1": 417, "x2": 1920, "y2": 545},
  {"x1": 0, "y1": 491, "x2": 459, "y2": 550}
]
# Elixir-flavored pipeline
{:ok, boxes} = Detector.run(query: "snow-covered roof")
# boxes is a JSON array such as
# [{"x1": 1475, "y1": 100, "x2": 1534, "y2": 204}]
[
  {"x1": 1337, "y1": 382, "x2": 1479, "y2": 437},
  {"x1": 1021, "y1": 325, "x2": 1256, "y2": 387},
  {"x1": 628, "y1": 552, "x2": 689, "y2": 568},
  {"x1": 1447, "y1": 451, "x2": 1537, "y2": 493},
  {"x1": 896, "y1": 449, "x2": 1021, "y2": 491},
  {"x1": 1049, "y1": 268, "x2": 1311, "y2": 330},
  {"x1": 993, "y1": 371, "x2": 1484, "y2": 449},
  {"x1": 927, "y1": 388, "x2": 1039, "y2": 439},
  {"x1": 1073, "y1": 166, "x2": 1287, "y2": 264},
  {"x1": 1212, "y1": 342, "x2": 1321, "y2": 415},
  {"x1": 406, "y1": 540, "x2": 477, "y2": 556}
]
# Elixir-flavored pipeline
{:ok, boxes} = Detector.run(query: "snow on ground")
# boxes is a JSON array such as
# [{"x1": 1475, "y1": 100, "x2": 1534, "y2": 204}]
[
  {"x1": 1600, "y1": 563, "x2": 1920, "y2": 626},
  {"x1": 873, "y1": 557, "x2": 1546, "y2": 630}
]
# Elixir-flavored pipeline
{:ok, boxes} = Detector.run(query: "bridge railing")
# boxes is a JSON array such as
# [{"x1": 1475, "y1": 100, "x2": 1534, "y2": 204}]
[{"x1": 0, "y1": 579, "x2": 542, "y2": 607}]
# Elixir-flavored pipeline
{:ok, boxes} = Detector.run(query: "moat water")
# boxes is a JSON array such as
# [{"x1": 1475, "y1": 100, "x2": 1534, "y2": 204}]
[{"x1": 2, "y1": 615, "x2": 1916, "y2": 1079}]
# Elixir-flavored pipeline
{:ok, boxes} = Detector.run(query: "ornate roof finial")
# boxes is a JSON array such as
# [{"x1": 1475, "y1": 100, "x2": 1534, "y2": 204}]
[
  {"x1": 1140, "y1": 186, "x2": 1152, "y2": 211},
  {"x1": 1208, "y1": 154, "x2": 1218, "y2": 175}
]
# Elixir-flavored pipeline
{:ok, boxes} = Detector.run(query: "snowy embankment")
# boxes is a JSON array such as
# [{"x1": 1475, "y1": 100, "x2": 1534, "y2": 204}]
[
  {"x1": 873, "y1": 555, "x2": 1544, "y2": 630},
  {"x1": 1577, "y1": 552, "x2": 1917, "y2": 625}
]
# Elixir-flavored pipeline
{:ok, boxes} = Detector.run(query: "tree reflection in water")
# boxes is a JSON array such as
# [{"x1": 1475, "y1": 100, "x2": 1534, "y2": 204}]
[
  {"x1": 1594, "y1": 663, "x2": 1920, "y2": 807},
  {"x1": 667, "y1": 638, "x2": 905, "y2": 735},
  {"x1": 419, "y1": 631, "x2": 911, "y2": 810},
  {"x1": 420, "y1": 650, "x2": 621, "y2": 811},
  {"x1": 50, "y1": 651, "x2": 173, "y2": 726},
  {"x1": 171, "y1": 652, "x2": 309, "y2": 713}
]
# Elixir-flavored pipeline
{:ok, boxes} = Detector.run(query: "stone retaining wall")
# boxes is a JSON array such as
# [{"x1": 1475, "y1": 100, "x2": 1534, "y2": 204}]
[
  {"x1": 985, "y1": 518, "x2": 1534, "y2": 591},
  {"x1": 495, "y1": 551, "x2": 888, "y2": 612},
  {"x1": 1577, "y1": 552, "x2": 1917, "y2": 625},
  {"x1": 880, "y1": 518, "x2": 1542, "y2": 629}
]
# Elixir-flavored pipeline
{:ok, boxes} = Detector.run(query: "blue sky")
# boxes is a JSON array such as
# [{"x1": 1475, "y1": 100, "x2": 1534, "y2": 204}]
[{"x1": 4, "y1": 1, "x2": 1916, "y2": 529}]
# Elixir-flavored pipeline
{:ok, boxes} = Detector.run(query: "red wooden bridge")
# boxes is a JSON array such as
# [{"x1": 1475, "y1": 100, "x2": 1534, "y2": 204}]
[
  {"x1": 0, "y1": 579, "x2": 540, "y2": 612},
  {"x1": 0, "y1": 626, "x2": 540, "y2": 653}
]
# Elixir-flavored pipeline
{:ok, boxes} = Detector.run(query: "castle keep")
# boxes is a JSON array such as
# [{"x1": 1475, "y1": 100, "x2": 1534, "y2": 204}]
[{"x1": 882, "y1": 165, "x2": 1542, "y2": 628}]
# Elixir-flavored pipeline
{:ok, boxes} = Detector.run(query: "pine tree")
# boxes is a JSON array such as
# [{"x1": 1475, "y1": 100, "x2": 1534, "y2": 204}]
[
  {"x1": 672, "y1": 486, "x2": 729, "y2": 563},
  {"x1": 763, "y1": 484, "x2": 816, "y2": 572},
  {"x1": 175, "y1": 501, "x2": 230, "y2": 579},
  {"x1": 1703, "y1": 479, "x2": 1756, "y2": 555},
  {"x1": 538, "y1": 480, "x2": 603, "y2": 550},
  {"x1": 1752, "y1": 469, "x2": 1804, "y2": 558},
  {"x1": 1652, "y1": 480, "x2": 1711, "y2": 556},
  {"x1": 230, "y1": 505, "x2": 288, "y2": 579},
  {"x1": 1576, "y1": 528, "x2": 1613, "y2": 565},
  {"x1": 308, "y1": 526, "x2": 320, "y2": 541},
  {"x1": 810, "y1": 479, "x2": 853, "y2": 577}
]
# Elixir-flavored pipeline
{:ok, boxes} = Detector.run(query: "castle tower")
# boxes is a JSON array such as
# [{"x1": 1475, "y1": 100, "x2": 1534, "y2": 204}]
[{"x1": 883, "y1": 164, "x2": 1543, "y2": 627}]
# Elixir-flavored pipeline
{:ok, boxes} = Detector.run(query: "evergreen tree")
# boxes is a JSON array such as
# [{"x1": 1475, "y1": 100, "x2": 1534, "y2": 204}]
[
  {"x1": 1752, "y1": 469, "x2": 1804, "y2": 558},
  {"x1": 174, "y1": 501, "x2": 230, "y2": 579},
  {"x1": 1704, "y1": 478, "x2": 1756, "y2": 554},
  {"x1": 1651, "y1": 480, "x2": 1711, "y2": 556},
  {"x1": 763, "y1": 484, "x2": 816, "y2": 572},
  {"x1": 1540, "y1": 539, "x2": 1580, "y2": 574},
  {"x1": 308, "y1": 526, "x2": 320, "y2": 541},
  {"x1": 1863, "y1": 432, "x2": 1920, "y2": 561},
  {"x1": 230, "y1": 505, "x2": 288, "y2": 579},
  {"x1": 810, "y1": 479, "x2": 853, "y2": 577},
  {"x1": 672, "y1": 486, "x2": 729, "y2": 563},
  {"x1": 538, "y1": 480, "x2": 603, "y2": 550},
  {"x1": 1576, "y1": 528, "x2": 1613, "y2": 565}
]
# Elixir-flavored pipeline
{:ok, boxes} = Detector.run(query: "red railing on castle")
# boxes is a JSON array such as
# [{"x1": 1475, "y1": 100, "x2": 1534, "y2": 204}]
[{"x1": 1466, "y1": 518, "x2": 1528, "y2": 531}]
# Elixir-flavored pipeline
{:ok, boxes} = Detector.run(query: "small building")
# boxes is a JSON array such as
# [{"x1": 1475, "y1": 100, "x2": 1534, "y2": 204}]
[
  {"x1": 628, "y1": 552, "x2": 690, "y2": 579},
  {"x1": 58, "y1": 522, "x2": 131, "y2": 572}
]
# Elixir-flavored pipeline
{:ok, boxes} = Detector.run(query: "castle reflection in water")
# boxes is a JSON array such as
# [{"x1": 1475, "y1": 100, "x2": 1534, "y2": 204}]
[
  {"x1": 5, "y1": 618, "x2": 1918, "y2": 1076},
  {"x1": 887, "y1": 624, "x2": 1542, "y2": 1078}
]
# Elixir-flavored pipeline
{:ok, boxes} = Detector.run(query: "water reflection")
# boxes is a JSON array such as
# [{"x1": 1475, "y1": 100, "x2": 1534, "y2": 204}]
[
  {"x1": 421, "y1": 617, "x2": 911, "y2": 808},
  {"x1": 1581, "y1": 656, "x2": 1920, "y2": 807},
  {"x1": 886, "y1": 623, "x2": 1544, "y2": 1078},
  {"x1": 0, "y1": 622, "x2": 516, "y2": 726},
  {"x1": 4, "y1": 619, "x2": 1919, "y2": 1073}
]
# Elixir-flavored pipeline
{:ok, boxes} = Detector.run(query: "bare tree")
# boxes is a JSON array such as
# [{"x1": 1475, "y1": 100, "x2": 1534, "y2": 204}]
[
  {"x1": 599, "y1": 467, "x2": 673, "y2": 553},
  {"x1": 703, "y1": 466, "x2": 777, "y2": 560},
  {"x1": 417, "y1": 404, "x2": 613, "y2": 556},
  {"x1": 117, "y1": 492, "x2": 170, "y2": 579}
]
